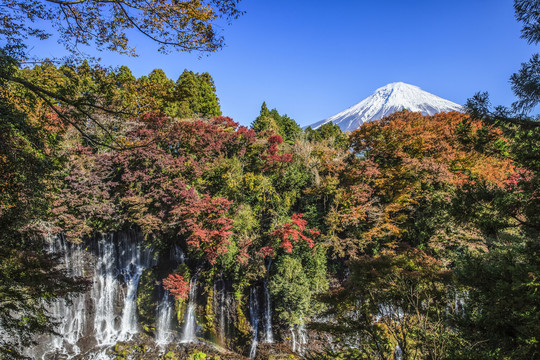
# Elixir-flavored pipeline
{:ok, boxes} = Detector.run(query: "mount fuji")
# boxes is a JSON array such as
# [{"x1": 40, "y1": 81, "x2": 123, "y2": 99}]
[{"x1": 309, "y1": 82, "x2": 463, "y2": 132}]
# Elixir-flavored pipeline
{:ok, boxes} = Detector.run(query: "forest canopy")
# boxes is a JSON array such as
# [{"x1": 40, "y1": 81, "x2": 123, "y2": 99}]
[
  {"x1": 1, "y1": 1, "x2": 540, "y2": 359},
  {"x1": 3, "y1": 57, "x2": 539, "y2": 360}
]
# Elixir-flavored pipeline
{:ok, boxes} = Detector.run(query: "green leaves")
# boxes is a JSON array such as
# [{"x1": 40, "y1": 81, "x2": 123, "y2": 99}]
[
  {"x1": 454, "y1": 240, "x2": 540, "y2": 359},
  {"x1": 252, "y1": 102, "x2": 302, "y2": 143}
]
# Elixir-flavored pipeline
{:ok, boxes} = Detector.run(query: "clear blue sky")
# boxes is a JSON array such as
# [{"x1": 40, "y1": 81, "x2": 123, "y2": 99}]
[{"x1": 27, "y1": 0, "x2": 537, "y2": 127}]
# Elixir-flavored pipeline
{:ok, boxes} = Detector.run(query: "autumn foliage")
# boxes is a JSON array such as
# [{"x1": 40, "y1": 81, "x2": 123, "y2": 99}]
[
  {"x1": 326, "y1": 110, "x2": 517, "y2": 257},
  {"x1": 267, "y1": 214, "x2": 320, "y2": 255},
  {"x1": 162, "y1": 274, "x2": 190, "y2": 300},
  {"x1": 181, "y1": 195, "x2": 234, "y2": 265},
  {"x1": 5, "y1": 58, "x2": 539, "y2": 359}
]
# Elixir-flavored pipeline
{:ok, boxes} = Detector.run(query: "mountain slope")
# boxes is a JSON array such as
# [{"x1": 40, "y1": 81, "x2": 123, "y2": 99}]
[{"x1": 309, "y1": 82, "x2": 463, "y2": 132}]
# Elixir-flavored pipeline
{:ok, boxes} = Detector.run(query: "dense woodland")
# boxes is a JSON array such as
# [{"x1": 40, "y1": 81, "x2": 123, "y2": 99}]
[{"x1": 1, "y1": 1, "x2": 540, "y2": 360}]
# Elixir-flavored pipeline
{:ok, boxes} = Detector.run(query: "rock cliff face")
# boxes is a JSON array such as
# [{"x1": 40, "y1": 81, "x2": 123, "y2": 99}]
[
  {"x1": 27, "y1": 232, "x2": 324, "y2": 359},
  {"x1": 309, "y1": 82, "x2": 463, "y2": 132}
]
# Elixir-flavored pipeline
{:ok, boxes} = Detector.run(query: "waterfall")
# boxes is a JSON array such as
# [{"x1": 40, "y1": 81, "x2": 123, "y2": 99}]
[
  {"x1": 249, "y1": 287, "x2": 260, "y2": 359},
  {"x1": 180, "y1": 277, "x2": 198, "y2": 343},
  {"x1": 213, "y1": 275, "x2": 229, "y2": 345},
  {"x1": 297, "y1": 322, "x2": 307, "y2": 355},
  {"x1": 289, "y1": 322, "x2": 307, "y2": 354},
  {"x1": 92, "y1": 235, "x2": 118, "y2": 345},
  {"x1": 171, "y1": 244, "x2": 185, "y2": 264},
  {"x1": 118, "y1": 232, "x2": 153, "y2": 340},
  {"x1": 155, "y1": 244, "x2": 185, "y2": 346},
  {"x1": 155, "y1": 288, "x2": 175, "y2": 346},
  {"x1": 263, "y1": 280, "x2": 273, "y2": 343},
  {"x1": 212, "y1": 279, "x2": 226, "y2": 345},
  {"x1": 93, "y1": 233, "x2": 153, "y2": 345},
  {"x1": 29, "y1": 232, "x2": 155, "y2": 358},
  {"x1": 38, "y1": 236, "x2": 87, "y2": 357},
  {"x1": 219, "y1": 277, "x2": 226, "y2": 343}
]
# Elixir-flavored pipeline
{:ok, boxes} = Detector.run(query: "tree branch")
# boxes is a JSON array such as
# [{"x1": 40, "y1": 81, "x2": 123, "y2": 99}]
[
  {"x1": 46, "y1": 0, "x2": 146, "y2": 11},
  {"x1": 115, "y1": 1, "x2": 209, "y2": 51}
]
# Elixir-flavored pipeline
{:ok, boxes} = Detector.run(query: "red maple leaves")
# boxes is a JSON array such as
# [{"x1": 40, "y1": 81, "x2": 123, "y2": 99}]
[
  {"x1": 269, "y1": 213, "x2": 320, "y2": 254},
  {"x1": 181, "y1": 195, "x2": 234, "y2": 266},
  {"x1": 162, "y1": 274, "x2": 190, "y2": 300},
  {"x1": 261, "y1": 134, "x2": 293, "y2": 169}
]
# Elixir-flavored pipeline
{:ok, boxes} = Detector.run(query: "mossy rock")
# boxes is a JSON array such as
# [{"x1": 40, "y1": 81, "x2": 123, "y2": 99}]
[
  {"x1": 235, "y1": 298, "x2": 250, "y2": 338},
  {"x1": 164, "y1": 351, "x2": 180, "y2": 360},
  {"x1": 175, "y1": 297, "x2": 188, "y2": 326},
  {"x1": 112, "y1": 342, "x2": 144, "y2": 359},
  {"x1": 176, "y1": 263, "x2": 191, "y2": 279},
  {"x1": 137, "y1": 267, "x2": 158, "y2": 334},
  {"x1": 190, "y1": 351, "x2": 207, "y2": 360},
  {"x1": 202, "y1": 285, "x2": 218, "y2": 341},
  {"x1": 233, "y1": 295, "x2": 251, "y2": 351}
]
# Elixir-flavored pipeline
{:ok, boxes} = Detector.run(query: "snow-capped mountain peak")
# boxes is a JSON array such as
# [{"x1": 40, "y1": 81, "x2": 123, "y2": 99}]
[{"x1": 309, "y1": 82, "x2": 463, "y2": 132}]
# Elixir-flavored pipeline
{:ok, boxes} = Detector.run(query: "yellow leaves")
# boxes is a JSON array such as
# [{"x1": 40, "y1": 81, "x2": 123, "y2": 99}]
[
  {"x1": 393, "y1": 191, "x2": 417, "y2": 208},
  {"x1": 223, "y1": 169, "x2": 241, "y2": 192},
  {"x1": 242, "y1": 172, "x2": 275, "y2": 202},
  {"x1": 2, "y1": 0, "x2": 241, "y2": 56},
  {"x1": 117, "y1": 136, "x2": 142, "y2": 148},
  {"x1": 362, "y1": 221, "x2": 402, "y2": 246}
]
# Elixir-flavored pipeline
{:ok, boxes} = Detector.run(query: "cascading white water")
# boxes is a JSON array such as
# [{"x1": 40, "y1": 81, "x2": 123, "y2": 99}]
[
  {"x1": 212, "y1": 280, "x2": 226, "y2": 345},
  {"x1": 92, "y1": 235, "x2": 118, "y2": 345},
  {"x1": 29, "y1": 233, "x2": 321, "y2": 358},
  {"x1": 93, "y1": 233, "x2": 154, "y2": 345},
  {"x1": 249, "y1": 287, "x2": 260, "y2": 359},
  {"x1": 180, "y1": 277, "x2": 198, "y2": 343},
  {"x1": 171, "y1": 244, "x2": 185, "y2": 264},
  {"x1": 29, "y1": 232, "x2": 155, "y2": 359},
  {"x1": 263, "y1": 280, "x2": 273, "y2": 343},
  {"x1": 219, "y1": 278, "x2": 226, "y2": 343},
  {"x1": 214, "y1": 275, "x2": 228, "y2": 344},
  {"x1": 35, "y1": 236, "x2": 87, "y2": 358},
  {"x1": 118, "y1": 232, "x2": 153, "y2": 341},
  {"x1": 155, "y1": 289, "x2": 175, "y2": 346},
  {"x1": 297, "y1": 322, "x2": 307, "y2": 355},
  {"x1": 395, "y1": 343, "x2": 403, "y2": 360},
  {"x1": 290, "y1": 327, "x2": 297, "y2": 353},
  {"x1": 289, "y1": 321, "x2": 307, "y2": 354},
  {"x1": 156, "y1": 245, "x2": 185, "y2": 346}
]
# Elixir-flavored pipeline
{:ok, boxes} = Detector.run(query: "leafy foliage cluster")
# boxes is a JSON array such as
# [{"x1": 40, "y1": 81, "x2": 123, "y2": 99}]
[
  {"x1": 163, "y1": 274, "x2": 190, "y2": 300},
  {"x1": 1, "y1": 2, "x2": 540, "y2": 359},
  {"x1": 2, "y1": 56, "x2": 539, "y2": 359},
  {"x1": 252, "y1": 102, "x2": 303, "y2": 143},
  {"x1": 1, "y1": 0, "x2": 243, "y2": 55}
]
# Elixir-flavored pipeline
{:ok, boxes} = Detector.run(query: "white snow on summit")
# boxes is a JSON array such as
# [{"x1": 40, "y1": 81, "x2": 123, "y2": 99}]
[{"x1": 309, "y1": 82, "x2": 463, "y2": 132}]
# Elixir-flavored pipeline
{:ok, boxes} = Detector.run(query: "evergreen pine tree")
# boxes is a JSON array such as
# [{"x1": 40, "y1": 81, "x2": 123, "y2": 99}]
[
  {"x1": 197, "y1": 72, "x2": 221, "y2": 117},
  {"x1": 511, "y1": 0, "x2": 540, "y2": 114},
  {"x1": 251, "y1": 102, "x2": 301, "y2": 142},
  {"x1": 252, "y1": 102, "x2": 278, "y2": 133},
  {"x1": 175, "y1": 70, "x2": 221, "y2": 118}
]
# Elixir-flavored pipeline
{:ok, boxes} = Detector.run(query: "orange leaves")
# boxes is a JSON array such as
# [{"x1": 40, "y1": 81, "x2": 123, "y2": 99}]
[
  {"x1": 336, "y1": 110, "x2": 517, "y2": 253},
  {"x1": 3, "y1": 0, "x2": 243, "y2": 55},
  {"x1": 350, "y1": 110, "x2": 513, "y2": 187},
  {"x1": 335, "y1": 184, "x2": 373, "y2": 227}
]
